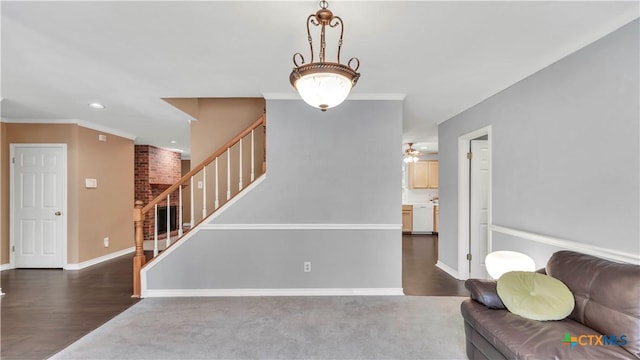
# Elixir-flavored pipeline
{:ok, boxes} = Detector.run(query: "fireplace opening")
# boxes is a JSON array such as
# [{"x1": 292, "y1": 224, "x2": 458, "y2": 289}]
[{"x1": 157, "y1": 205, "x2": 178, "y2": 234}]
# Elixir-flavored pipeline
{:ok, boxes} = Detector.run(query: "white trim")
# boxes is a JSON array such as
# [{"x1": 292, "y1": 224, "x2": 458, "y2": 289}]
[
  {"x1": 64, "y1": 247, "x2": 135, "y2": 270},
  {"x1": 77, "y1": 121, "x2": 137, "y2": 140},
  {"x1": 11, "y1": 144, "x2": 68, "y2": 269},
  {"x1": 491, "y1": 225, "x2": 640, "y2": 265},
  {"x1": 142, "y1": 288, "x2": 405, "y2": 298},
  {"x1": 2, "y1": 118, "x2": 75, "y2": 124},
  {"x1": 457, "y1": 137, "x2": 470, "y2": 279},
  {"x1": 0, "y1": 263, "x2": 14, "y2": 271},
  {"x1": 435, "y1": 261, "x2": 463, "y2": 280},
  {"x1": 201, "y1": 223, "x2": 402, "y2": 230},
  {"x1": 1, "y1": 118, "x2": 136, "y2": 140},
  {"x1": 457, "y1": 126, "x2": 492, "y2": 280},
  {"x1": 262, "y1": 93, "x2": 406, "y2": 101}
]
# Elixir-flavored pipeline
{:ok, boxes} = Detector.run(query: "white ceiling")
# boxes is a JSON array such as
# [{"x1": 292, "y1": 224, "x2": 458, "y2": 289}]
[{"x1": 2, "y1": 1, "x2": 638, "y2": 158}]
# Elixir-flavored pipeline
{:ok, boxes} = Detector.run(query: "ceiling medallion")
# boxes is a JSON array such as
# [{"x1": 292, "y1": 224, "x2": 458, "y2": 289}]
[{"x1": 290, "y1": 1, "x2": 361, "y2": 112}]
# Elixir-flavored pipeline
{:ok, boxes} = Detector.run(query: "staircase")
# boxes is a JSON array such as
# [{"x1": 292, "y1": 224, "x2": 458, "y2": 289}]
[{"x1": 132, "y1": 114, "x2": 266, "y2": 297}]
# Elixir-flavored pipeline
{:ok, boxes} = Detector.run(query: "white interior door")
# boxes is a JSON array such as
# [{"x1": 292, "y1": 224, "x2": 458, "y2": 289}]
[
  {"x1": 12, "y1": 145, "x2": 66, "y2": 268},
  {"x1": 469, "y1": 139, "x2": 489, "y2": 278}
]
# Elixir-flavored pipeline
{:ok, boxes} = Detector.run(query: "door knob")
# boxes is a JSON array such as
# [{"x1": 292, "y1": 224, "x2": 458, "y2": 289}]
[{"x1": 55, "y1": 211, "x2": 62, "y2": 216}]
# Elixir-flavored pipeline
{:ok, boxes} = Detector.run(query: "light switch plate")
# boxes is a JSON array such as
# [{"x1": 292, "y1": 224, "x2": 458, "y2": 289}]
[{"x1": 85, "y1": 178, "x2": 98, "y2": 188}]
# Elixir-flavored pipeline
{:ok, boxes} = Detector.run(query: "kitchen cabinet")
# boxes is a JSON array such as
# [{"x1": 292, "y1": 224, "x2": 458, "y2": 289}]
[
  {"x1": 409, "y1": 160, "x2": 438, "y2": 189},
  {"x1": 402, "y1": 205, "x2": 413, "y2": 233}
]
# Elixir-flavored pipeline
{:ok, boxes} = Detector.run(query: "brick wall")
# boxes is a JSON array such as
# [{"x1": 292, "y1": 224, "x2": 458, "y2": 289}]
[{"x1": 134, "y1": 145, "x2": 182, "y2": 239}]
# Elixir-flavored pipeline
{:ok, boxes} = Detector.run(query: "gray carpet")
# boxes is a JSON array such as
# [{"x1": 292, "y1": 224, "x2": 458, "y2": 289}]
[{"x1": 51, "y1": 296, "x2": 467, "y2": 360}]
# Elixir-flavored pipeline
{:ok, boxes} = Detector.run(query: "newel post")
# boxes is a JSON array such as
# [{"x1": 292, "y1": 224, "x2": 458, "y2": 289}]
[{"x1": 132, "y1": 200, "x2": 146, "y2": 298}]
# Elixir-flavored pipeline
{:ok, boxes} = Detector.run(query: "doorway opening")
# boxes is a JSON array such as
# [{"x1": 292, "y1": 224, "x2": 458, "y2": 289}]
[{"x1": 457, "y1": 127, "x2": 491, "y2": 279}]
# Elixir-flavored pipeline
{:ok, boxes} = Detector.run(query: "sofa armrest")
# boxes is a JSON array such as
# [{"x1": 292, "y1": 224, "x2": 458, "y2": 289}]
[{"x1": 465, "y1": 279, "x2": 506, "y2": 309}]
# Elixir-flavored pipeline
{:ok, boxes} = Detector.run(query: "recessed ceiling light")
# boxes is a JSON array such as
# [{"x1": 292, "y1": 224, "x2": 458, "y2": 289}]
[
  {"x1": 88, "y1": 102, "x2": 105, "y2": 109},
  {"x1": 170, "y1": 140, "x2": 176, "y2": 144}
]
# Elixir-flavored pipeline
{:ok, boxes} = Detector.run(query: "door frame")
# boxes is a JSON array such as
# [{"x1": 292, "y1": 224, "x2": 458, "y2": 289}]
[
  {"x1": 457, "y1": 126, "x2": 492, "y2": 279},
  {"x1": 10, "y1": 144, "x2": 68, "y2": 268}
]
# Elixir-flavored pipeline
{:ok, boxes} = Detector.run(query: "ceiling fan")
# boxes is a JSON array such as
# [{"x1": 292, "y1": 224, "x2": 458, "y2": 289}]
[{"x1": 403, "y1": 143, "x2": 420, "y2": 163}]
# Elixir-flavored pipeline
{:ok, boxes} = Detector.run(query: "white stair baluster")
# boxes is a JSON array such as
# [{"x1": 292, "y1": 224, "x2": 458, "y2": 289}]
[
  {"x1": 251, "y1": 129, "x2": 255, "y2": 182},
  {"x1": 190, "y1": 177, "x2": 194, "y2": 228},
  {"x1": 239, "y1": 138, "x2": 243, "y2": 190},
  {"x1": 226, "y1": 150, "x2": 231, "y2": 200},
  {"x1": 178, "y1": 187, "x2": 183, "y2": 237},
  {"x1": 153, "y1": 204, "x2": 159, "y2": 257},
  {"x1": 166, "y1": 195, "x2": 171, "y2": 248},
  {"x1": 215, "y1": 158, "x2": 220, "y2": 209},
  {"x1": 202, "y1": 167, "x2": 207, "y2": 219}
]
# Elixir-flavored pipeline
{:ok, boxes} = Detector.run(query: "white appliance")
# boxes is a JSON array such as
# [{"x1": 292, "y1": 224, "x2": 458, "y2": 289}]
[{"x1": 412, "y1": 203, "x2": 434, "y2": 233}]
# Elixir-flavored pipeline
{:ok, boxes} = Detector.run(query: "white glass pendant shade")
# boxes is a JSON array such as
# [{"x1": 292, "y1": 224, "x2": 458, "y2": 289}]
[
  {"x1": 485, "y1": 250, "x2": 536, "y2": 279},
  {"x1": 289, "y1": 2, "x2": 360, "y2": 111},
  {"x1": 294, "y1": 72, "x2": 353, "y2": 111}
]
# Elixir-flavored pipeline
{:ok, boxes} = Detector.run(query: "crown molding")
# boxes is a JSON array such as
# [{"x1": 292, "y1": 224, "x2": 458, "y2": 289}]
[
  {"x1": 76, "y1": 120, "x2": 137, "y2": 140},
  {"x1": 263, "y1": 93, "x2": 405, "y2": 101},
  {"x1": 0, "y1": 117, "x2": 137, "y2": 140}
]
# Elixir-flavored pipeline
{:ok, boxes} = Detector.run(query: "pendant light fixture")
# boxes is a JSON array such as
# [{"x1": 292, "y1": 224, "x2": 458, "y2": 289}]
[
  {"x1": 290, "y1": 1, "x2": 361, "y2": 112},
  {"x1": 403, "y1": 143, "x2": 420, "y2": 163}
]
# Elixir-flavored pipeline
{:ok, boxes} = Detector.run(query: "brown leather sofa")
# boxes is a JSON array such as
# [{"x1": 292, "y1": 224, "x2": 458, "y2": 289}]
[{"x1": 460, "y1": 250, "x2": 640, "y2": 359}]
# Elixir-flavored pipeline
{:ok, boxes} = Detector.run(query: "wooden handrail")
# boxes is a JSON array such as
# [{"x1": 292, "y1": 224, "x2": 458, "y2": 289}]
[
  {"x1": 132, "y1": 113, "x2": 266, "y2": 297},
  {"x1": 141, "y1": 114, "x2": 265, "y2": 214}
]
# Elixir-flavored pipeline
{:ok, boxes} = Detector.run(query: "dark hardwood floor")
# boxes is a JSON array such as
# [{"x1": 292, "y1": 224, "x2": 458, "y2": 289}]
[
  {"x1": 0, "y1": 254, "x2": 139, "y2": 360},
  {"x1": 402, "y1": 233, "x2": 468, "y2": 296},
  {"x1": 1, "y1": 234, "x2": 466, "y2": 359}
]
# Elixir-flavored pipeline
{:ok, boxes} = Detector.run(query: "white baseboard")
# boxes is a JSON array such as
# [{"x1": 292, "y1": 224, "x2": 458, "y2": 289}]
[
  {"x1": 436, "y1": 260, "x2": 463, "y2": 280},
  {"x1": 142, "y1": 288, "x2": 405, "y2": 298},
  {"x1": 64, "y1": 247, "x2": 134, "y2": 270},
  {"x1": 202, "y1": 223, "x2": 402, "y2": 230},
  {"x1": 0, "y1": 263, "x2": 14, "y2": 271}
]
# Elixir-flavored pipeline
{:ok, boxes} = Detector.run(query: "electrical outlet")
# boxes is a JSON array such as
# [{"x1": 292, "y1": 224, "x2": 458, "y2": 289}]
[
  {"x1": 304, "y1": 261, "x2": 311, "y2": 273},
  {"x1": 103, "y1": 237, "x2": 110, "y2": 248},
  {"x1": 197, "y1": 181, "x2": 203, "y2": 189}
]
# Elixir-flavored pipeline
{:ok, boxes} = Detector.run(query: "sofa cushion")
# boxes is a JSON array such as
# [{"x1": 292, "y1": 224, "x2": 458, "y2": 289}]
[
  {"x1": 461, "y1": 299, "x2": 635, "y2": 359},
  {"x1": 546, "y1": 251, "x2": 640, "y2": 357},
  {"x1": 497, "y1": 271, "x2": 574, "y2": 321},
  {"x1": 465, "y1": 279, "x2": 506, "y2": 309}
]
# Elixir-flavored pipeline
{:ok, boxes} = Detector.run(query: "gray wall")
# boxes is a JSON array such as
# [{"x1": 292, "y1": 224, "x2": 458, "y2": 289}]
[
  {"x1": 146, "y1": 229, "x2": 400, "y2": 289},
  {"x1": 438, "y1": 19, "x2": 639, "y2": 271},
  {"x1": 145, "y1": 99, "x2": 403, "y2": 291},
  {"x1": 211, "y1": 100, "x2": 402, "y2": 224}
]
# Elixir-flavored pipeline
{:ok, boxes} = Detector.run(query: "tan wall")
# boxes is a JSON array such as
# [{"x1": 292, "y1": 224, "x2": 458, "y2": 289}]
[
  {"x1": 163, "y1": 98, "x2": 199, "y2": 119},
  {"x1": 2, "y1": 123, "x2": 80, "y2": 264},
  {"x1": 77, "y1": 127, "x2": 134, "y2": 262},
  {"x1": 190, "y1": 98, "x2": 265, "y2": 164},
  {"x1": 189, "y1": 98, "x2": 265, "y2": 224},
  {"x1": 0, "y1": 123, "x2": 134, "y2": 266}
]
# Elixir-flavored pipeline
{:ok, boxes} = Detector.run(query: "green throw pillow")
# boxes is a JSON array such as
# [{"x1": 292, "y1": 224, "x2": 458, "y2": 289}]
[{"x1": 496, "y1": 271, "x2": 575, "y2": 321}]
